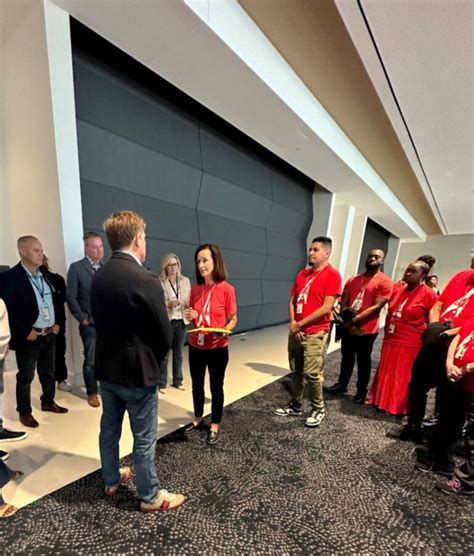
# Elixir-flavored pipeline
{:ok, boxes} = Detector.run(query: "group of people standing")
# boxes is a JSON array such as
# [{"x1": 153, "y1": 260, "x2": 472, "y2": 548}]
[
  {"x1": 0, "y1": 212, "x2": 472, "y2": 517},
  {"x1": 0, "y1": 211, "x2": 237, "y2": 515}
]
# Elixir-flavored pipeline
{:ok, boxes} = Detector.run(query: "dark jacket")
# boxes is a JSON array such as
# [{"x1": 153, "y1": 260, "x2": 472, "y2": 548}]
[
  {"x1": 90, "y1": 251, "x2": 172, "y2": 387},
  {"x1": 41, "y1": 267, "x2": 67, "y2": 329},
  {"x1": 67, "y1": 257, "x2": 96, "y2": 324},
  {"x1": 0, "y1": 262, "x2": 63, "y2": 350}
]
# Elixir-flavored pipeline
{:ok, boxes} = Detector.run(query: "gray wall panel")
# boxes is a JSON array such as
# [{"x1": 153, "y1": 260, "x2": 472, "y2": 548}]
[
  {"x1": 262, "y1": 256, "x2": 303, "y2": 281},
  {"x1": 77, "y1": 121, "x2": 202, "y2": 209},
  {"x1": 261, "y1": 280, "x2": 293, "y2": 304},
  {"x1": 73, "y1": 57, "x2": 202, "y2": 168},
  {"x1": 73, "y1": 43, "x2": 314, "y2": 333},
  {"x1": 267, "y1": 230, "x2": 307, "y2": 261},
  {"x1": 231, "y1": 279, "x2": 263, "y2": 307},
  {"x1": 198, "y1": 213, "x2": 267, "y2": 254},
  {"x1": 272, "y1": 173, "x2": 312, "y2": 215},
  {"x1": 257, "y1": 303, "x2": 289, "y2": 327},
  {"x1": 200, "y1": 127, "x2": 272, "y2": 198},
  {"x1": 221, "y1": 250, "x2": 267, "y2": 281},
  {"x1": 266, "y1": 202, "x2": 311, "y2": 237},
  {"x1": 198, "y1": 174, "x2": 272, "y2": 227},
  {"x1": 81, "y1": 180, "x2": 199, "y2": 244},
  {"x1": 234, "y1": 305, "x2": 261, "y2": 332}
]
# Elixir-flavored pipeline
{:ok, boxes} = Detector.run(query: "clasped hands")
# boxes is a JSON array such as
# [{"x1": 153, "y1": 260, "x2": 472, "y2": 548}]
[
  {"x1": 289, "y1": 321, "x2": 305, "y2": 342},
  {"x1": 446, "y1": 362, "x2": 469, "y2": 383}
]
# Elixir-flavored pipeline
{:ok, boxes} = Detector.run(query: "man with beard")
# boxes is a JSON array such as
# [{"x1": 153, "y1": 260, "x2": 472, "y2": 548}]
[
  {"x1": 325, "y1": 249, "x2": 393, "y2": 403},
  {"x1": 274, "y1": 237, "x2": 342, "y2": 427}
]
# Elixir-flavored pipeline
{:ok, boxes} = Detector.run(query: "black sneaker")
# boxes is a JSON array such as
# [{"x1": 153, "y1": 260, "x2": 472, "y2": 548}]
[
  {"x1": 324, "y1": 383, "x2": 347, "y2": 394},
  {"x1": 422, "y1": 415, "x2": 438, "y2": 429},
  {"x1": 0, "y1": 450, "x2": 10, "y2": 462},
  {"x1": 0, "y1": 428, "x2": 28, "y2": 443},
  {"x1": 274, "y1": 404, "x2": 302, "y2": 417},
  {"x1": 353, "y1": 393, "x2": 367, "y2": 404}
]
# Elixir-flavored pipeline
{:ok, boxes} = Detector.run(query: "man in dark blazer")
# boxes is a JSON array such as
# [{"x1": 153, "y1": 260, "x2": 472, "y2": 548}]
[
  {"x1": 0, "y1": 236, "x2": 68, "y2": 428},
  {"x1": 67, "y1": 232, "x2": 104, "y2": 407},
  {"x1": 91, "y1": 210, "x2": 185, "y2": 512}
]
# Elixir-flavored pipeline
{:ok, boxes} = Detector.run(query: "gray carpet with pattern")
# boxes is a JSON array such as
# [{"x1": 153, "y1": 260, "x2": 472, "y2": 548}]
[{"x1": 1, "y1": 338, "x2": 473, "y2": 554}]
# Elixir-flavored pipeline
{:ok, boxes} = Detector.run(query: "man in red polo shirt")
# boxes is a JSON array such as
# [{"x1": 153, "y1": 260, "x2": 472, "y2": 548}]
[
  {"x1": 274, "y1": 237, "x2": 342, "y2": 427},
  {"x1": 326, "y1": 248, "x2": 393, "y2": 403}
]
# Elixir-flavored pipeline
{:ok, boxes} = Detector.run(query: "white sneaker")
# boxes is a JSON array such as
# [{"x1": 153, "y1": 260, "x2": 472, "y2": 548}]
[
  {"x1": 140, "y1": 489, "x2": 186, "y2": 512},
  {"x1": 274, "y1": 404, "x2": 302, "y2": 417},
  {"x1": 57, "y1": 381, "x2": 72, "y2": 392},
  {"x1": 305, "y1": 409, "x2": 325, "y2": 427}
]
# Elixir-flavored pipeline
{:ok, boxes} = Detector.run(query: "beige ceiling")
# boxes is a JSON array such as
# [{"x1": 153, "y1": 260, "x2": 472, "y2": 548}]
[{"x1": 239, "y1": 0, "x2": 441, "y2": 234}]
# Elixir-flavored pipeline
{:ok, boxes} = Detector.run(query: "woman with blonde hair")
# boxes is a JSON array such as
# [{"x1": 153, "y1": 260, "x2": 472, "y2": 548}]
[{"x1": 158, "y1": 253, "x2": 191, "y2": 393}]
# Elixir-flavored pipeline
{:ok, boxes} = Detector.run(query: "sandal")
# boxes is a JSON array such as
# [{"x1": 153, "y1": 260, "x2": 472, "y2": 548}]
[
  {"x1": 0, "y1": 503, "x2": 18, "y2": 518},
  {"x1": 104, "y1": 466, "x2": 131, "y2": 496}
]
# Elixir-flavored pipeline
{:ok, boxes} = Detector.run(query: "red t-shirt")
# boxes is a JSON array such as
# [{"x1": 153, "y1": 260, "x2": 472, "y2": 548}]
[
  {"x1": 453, "y1": 317, "x2": 474, "y2": 393},
  {"x1": 438, "y1": 269, "x2": 474, "y2": 327},
  {"x1": 188, "y1": 281, "x2": 237, "y2": 350},
  {"x1": 385, "y1": 283, "x2": 437, "y2": 347},
  {"x1": 290, "y1": 265, "x2": 342, "y2": 335},
  {"x1": 343, "y1": 271, "x2": 393, "y2": 334}
]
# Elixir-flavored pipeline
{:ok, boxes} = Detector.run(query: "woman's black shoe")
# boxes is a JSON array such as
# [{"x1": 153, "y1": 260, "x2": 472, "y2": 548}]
[
  {"x1": 207, "y1": 430, "x2": 219, "y2": 445},
  {"x1": 184, "y1": 420, "x2": 203, "y2": 433}
]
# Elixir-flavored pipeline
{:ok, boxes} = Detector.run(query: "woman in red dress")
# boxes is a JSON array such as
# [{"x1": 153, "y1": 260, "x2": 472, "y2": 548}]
[{"x1": 368, "y1": 261, "x2": 437, "y2": 415}]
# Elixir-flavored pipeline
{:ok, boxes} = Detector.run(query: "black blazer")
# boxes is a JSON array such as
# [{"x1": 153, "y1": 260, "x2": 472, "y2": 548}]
[
  {"x1": 0, "y1": 263, "x2": 63, "y2": 350},
  {"x1": 41, "y1": 267, "x2": 67, "y2": 329},
  {"x1": 91, "y1": 251, "x2": 172, "y2": 387}
]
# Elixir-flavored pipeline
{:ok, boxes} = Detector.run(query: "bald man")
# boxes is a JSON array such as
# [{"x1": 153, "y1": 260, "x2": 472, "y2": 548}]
[{"x1": 0, "y1": 236, "x2": 68, "y2": 428}]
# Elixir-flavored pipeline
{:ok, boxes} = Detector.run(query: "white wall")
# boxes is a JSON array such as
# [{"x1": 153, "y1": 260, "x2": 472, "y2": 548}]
[{"x1": 397, "y1": 234, "x2": 474, "y2": 288}]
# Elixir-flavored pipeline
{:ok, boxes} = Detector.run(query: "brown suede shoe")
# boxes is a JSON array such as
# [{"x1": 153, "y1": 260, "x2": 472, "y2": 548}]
[
  {"x1": 41, "y1": 402, "x2": 68, "y2": 414},
  {"x1": 87, "y1": 395, "x2": 100, "y2": 408},
  {"x1": 19, "y1": 414, "x2": 39, "y2": 428}
]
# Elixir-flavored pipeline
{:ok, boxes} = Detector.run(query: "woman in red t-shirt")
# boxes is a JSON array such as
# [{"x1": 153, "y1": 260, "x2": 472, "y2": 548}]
[
  {"x1": 368, "y1": 261, "x2": 437, "y2": 415},
  {"x1": 184, "y1": 244, "x2": 237, "y2": 445}
]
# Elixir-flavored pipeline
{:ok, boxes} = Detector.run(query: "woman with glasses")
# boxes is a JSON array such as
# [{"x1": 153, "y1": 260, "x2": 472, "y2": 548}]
[{"x1": 158, "y1": 253, "x2": 191, "y2": 393}]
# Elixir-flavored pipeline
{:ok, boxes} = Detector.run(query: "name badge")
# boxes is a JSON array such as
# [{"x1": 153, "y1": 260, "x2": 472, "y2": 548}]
[
  {"x1": 296, "y1": 303, "x2": 303, "y2": 314},
  {"x1": 388, "y1": 323, "x2": 395, "y2": 334},
  {"x1": 197, "y1": 333, "x2": 205, "y2": 346},
  {"x1": 41, "y1": 304, "x2": 51, "y2": 321}
]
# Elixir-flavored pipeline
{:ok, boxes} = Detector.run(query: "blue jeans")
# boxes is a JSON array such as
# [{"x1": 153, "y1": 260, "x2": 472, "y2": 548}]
[
  {"x1": 79, "y1": 324, "x2": 98, "y2": 396},
  {"x1": 15, "y1": 335, "x2": 56, "y2": 415},
  {"x1": 159, "y1": 319, "x2": 186, "y2": 388},
  {"x1": 99, "y1": 382, "x2": 160, "y2": 503},
  {"x1": 0, "y1": 460, "x2": 13, "y2": 505}
]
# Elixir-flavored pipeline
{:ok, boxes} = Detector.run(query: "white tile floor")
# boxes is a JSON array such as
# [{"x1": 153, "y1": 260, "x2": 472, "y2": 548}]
[{"x1": 2, "y1": 325, "x2": 341, "y2": 508}]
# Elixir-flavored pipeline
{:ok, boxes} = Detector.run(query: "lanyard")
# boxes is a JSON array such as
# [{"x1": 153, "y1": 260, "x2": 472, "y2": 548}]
[
  {"x1": 351, "y1": 276, "x2": 373, "y2": 311},
  {"x1": 455, "y1": 331, "x2": 473, "y2": 360},
  {"x1": 169, "y1": 279, "x2": 180, "y2": 299},
  {"x1": 440, "y1": 288, "x2": 474, "y2": 320},
  {"x1": 197, "y1": 286, "x2": 215, "y2": 327},
  {"x1": 29, "y1": 273, "x2": 46, "y2": 301}
]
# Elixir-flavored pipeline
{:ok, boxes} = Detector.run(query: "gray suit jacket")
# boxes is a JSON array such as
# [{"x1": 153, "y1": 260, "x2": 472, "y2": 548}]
[{"x1": 66, "y1": 257, "x2": 98, "y2": 324}]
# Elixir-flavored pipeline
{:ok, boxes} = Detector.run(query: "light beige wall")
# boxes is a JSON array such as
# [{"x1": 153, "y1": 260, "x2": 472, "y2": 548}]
[{"x1": 397, "y1": 234, "x2": 474, "y2": 289}]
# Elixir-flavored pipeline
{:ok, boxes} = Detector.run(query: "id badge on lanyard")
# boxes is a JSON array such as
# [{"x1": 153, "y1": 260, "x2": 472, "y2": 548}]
[
  {"x1": 41, "y1": 303, "x2": 51, "y2": 322},
  {"x1": 196, "y1": 287, "x2": 214, "y2": 345},
  {"x1": 387, "y1": 322, "x2": 395, "y2": 334},
  {"x1": 296, "y1": 278, "x2": 313, "y2": 314}
]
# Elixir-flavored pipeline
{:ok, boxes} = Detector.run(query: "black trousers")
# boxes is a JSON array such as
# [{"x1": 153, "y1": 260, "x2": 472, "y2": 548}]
[
  {"x1": 54, "y1": 329, "x2": 68, "y2": 382},
  {"x1": 407, "y1": 342, "x2": 449, "y2": 428},
  {"x1": 189, "y1": 346, "x2": 229, "y2": 424},
  {"x1": 455, "y1": 393, "x2": 474, "y2": 489},
  {"x1": 429, "y1": 382, "x2": 470, "y2": 470},
  {"x1": 338, "y1": 333, "x2": 378, "y2": 395},
  {"x1": 15, "y1": 334, "x2": 56, "y2": 416}
]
